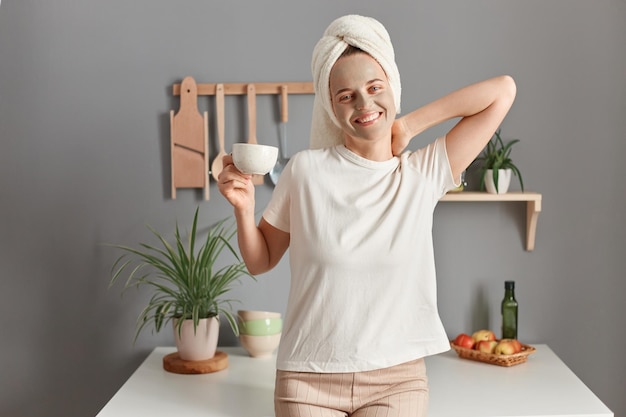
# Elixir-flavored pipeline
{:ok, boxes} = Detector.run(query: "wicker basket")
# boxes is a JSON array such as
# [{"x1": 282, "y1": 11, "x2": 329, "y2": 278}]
[{"x1": 450, "y1": 340, "x2": 536, "y2": 367}]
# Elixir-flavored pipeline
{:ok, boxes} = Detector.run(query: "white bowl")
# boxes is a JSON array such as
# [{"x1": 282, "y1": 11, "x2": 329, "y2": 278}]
[
  {"x1": 232, "y1": 143, "x2": 278, "y2": 175},
  {"x1": 239, "y1": 333, "x2": 281, "y2": 358},
  {"x1": 237, "y1": 310, "x2": 281, "y2": 321}
]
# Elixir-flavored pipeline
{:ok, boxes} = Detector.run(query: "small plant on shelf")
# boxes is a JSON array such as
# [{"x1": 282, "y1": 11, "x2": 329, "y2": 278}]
[{"x1": 475, "y1": 128, "x2": 524, "y2": 193}]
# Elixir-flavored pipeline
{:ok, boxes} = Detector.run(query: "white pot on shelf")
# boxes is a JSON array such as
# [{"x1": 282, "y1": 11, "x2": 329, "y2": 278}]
[
  {"x1": 173, "y1": 317, "x2": 219, "y2": 361},
  {"x1": 484, "y1": 169, "x2": 512, "y2": 194}
]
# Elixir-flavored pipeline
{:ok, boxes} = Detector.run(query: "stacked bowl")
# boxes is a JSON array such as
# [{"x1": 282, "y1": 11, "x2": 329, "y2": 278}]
[{"x1": 237, "y1": 310, "x2": 282, "y2": 358}]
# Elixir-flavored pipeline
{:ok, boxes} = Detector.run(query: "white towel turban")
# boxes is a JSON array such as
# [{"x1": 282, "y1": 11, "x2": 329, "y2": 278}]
[{"x1": 310, "y1": 14, "x2": 402, "y2": 149}]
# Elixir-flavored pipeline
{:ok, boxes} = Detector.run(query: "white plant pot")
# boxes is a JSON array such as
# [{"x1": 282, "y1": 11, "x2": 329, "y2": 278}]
[
  {"x1": 173, "y1": 317, "x2": 219, "y2": 361},
  {"x1": 484, "y1": 169, "x2": 512, "y2": 194}
]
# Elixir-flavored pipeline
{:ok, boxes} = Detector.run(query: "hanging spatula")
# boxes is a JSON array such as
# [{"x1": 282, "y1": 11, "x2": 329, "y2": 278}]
[
  {"x1": 211, "y1": 83, "x2": 226, "y2": 182},
  {"x1": 246, "y1": 84, "x2": 265, "y2": 185}
]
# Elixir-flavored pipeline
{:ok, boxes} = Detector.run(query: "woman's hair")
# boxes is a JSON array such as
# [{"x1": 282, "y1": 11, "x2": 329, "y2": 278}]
[{"x1": 339, "y1": 45, "x2": 366, "y2": 59}]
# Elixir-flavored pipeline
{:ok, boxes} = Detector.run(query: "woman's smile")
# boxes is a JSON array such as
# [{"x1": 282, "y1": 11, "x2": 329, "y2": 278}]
[{"x1": 353, "y1": 111, "x2": 382, "y2": 125}]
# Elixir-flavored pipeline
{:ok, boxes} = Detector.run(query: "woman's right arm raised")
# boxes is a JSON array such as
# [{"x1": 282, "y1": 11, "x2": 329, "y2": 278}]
[{"x1": 218, "y1": 154, "x2": 289, "y2": 275}]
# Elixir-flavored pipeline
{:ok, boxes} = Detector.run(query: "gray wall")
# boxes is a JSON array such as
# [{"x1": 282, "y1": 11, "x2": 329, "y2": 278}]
[{"x1": 1, "y1": 0, "x2": 624, "y2": 416}]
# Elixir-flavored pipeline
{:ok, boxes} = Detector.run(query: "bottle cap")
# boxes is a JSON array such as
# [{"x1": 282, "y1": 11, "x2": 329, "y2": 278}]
[{"x1": 505, "y1": 281, "x2": 515, "y2": 289}]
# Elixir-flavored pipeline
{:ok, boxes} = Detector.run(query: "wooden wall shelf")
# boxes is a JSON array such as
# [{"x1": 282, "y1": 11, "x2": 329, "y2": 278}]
[{"x1": 439, "y1": 191, "x2": 542, "y2": 251}]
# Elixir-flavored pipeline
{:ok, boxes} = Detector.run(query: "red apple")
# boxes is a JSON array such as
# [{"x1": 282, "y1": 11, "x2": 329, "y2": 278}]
[
  {"x1": 494, "y1": 339, "x2": 518, "y2": 355},
  {"x1": 453, "y1": 333, "x2": 475, "y2": 349},
  {"x1": 510, "y1": 339, "x2": 523, "y2": 353},
  {"x1": 471, "y1": 329, "x2": 496, "y2": 343},
  {"x1": 476, "y1": 340, "x2": 498, "y2": 354}
]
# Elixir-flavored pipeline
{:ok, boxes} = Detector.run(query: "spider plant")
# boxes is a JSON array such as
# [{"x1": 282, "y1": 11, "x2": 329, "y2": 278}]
[
  {"x1": 476, "y1": 129, "x2": 525, "y2": 192},
  {"x1": 109, "y1": 207, "x2": 253, "y2": 342}
]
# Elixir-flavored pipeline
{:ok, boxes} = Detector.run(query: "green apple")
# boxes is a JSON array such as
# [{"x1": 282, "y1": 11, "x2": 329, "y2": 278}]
[
  {"x1": 494, "y1": 339, "x2": 518, "y2": 355},
  {"x1": 471, "y1": 329, "x2": 496, "y2": 343}
]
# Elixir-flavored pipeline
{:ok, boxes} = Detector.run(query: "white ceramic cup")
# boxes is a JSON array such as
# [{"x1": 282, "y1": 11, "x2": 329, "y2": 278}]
[{"x1": 232, "y1": 143, "x2": 278, "y2": 175}]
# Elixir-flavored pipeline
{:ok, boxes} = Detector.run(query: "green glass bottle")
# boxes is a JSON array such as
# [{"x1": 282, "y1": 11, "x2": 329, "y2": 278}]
[{"x1": 501, "y1": 281, "x2": 518, "y2": 339}]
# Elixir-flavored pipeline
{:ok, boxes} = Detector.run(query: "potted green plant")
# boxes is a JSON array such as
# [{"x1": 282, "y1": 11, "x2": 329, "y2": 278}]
[
  {"x1": 475, "y1": 128, "x2": 525, "y2": 194},
  {"x1": 109, "y1": 207, "x2": 253, "y2": 361}
]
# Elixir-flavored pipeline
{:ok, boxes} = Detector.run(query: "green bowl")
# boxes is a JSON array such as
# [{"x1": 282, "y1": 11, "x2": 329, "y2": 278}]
[{"x1": 239, "y1": 317, "x2": 283, "y2": 336}]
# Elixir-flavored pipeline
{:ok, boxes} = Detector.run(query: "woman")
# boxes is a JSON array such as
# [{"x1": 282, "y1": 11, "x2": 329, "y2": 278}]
[{"x1": 218, "y1": 14, "x2": 516, "y2": 417}]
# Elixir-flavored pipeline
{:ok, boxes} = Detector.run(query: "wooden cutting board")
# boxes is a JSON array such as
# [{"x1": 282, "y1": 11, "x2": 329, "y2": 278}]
[{"x1": 170, "y1": 76, "x2": 209, "y2": 199}]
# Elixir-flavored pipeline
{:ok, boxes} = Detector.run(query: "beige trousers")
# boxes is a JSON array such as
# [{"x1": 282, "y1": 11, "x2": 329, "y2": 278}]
[{"x1": 274, "y1": 358, "x2": 428, "y2": 417}]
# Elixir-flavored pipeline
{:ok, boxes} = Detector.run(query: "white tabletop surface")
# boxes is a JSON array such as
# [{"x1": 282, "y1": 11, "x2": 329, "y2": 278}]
[{"x1": 97, "y1": 345, "x2": 613, "y2": 417}]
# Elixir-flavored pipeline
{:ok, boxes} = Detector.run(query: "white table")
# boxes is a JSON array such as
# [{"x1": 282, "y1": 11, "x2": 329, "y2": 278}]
[{"x1": 97, "y1": 345, "x2": 613, "y2": 417}]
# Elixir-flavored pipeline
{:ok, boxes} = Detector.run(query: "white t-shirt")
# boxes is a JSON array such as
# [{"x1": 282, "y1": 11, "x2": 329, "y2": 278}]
[{"x1": 263, "y1": 136, "x2": 457, "y2": 373}]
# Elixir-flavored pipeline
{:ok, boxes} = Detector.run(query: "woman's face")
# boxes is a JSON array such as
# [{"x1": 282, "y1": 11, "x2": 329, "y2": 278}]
[{"x1": 329, "y1": 52, "x2": 396, "y2": 145}]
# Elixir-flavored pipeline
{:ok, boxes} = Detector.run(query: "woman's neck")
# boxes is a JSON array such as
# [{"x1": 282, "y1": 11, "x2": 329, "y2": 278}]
[{"x1": 343, "y1": 136, "x2": 393, "y2": 161}]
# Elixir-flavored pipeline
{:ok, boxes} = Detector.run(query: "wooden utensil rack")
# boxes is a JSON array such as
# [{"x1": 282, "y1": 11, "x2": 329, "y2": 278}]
[
  {"x1": 169, "y1": 80, "x2": 314, "y2": 200},
  {"x1": 172, "y1": 81, "x2": 314, "y2": 97}
]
